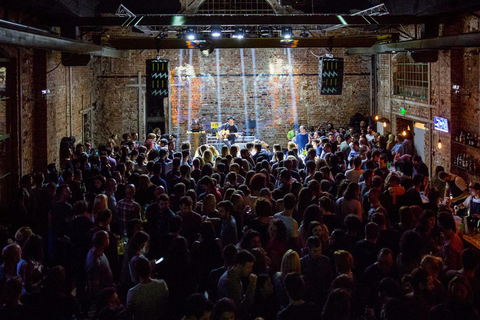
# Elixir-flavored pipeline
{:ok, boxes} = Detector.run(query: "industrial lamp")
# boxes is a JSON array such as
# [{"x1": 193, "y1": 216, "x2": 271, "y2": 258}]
[
  {"x1": 282, "y1": 26, "x2": 293, "y2": 39},
  {"x1": 186, "y1": 27, "x2": 197, "y2": 40},
  {"x1": 211, "y1": 26, "x2": 222, "y2": 38},
  {"x1": 233, "y1": 26, "x2": 245, "y2": 39}
]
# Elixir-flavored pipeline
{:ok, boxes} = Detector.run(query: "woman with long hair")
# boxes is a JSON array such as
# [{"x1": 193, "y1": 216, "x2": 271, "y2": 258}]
[
  {"x1": 191, "y1": 221, "x2": 223, "y2": 294},
  {"x1": 203, "y1": 149, "x2": 214, "y2": 166},
  {"x1": 335, "y1": 182, "x2": 363, "y2": 222},
  {"x1": 134, "y1": 174, "x2": 156, "y2": 207},
  {"x1": 155, "y1": 236, "x2": 196, "y2": 320},
  {"x1": 265, "y1": 219, "x2": 289, "y2": 273},
  {"x1": 299, "y1": 204, "x2": 322, "y2": 248},
  {"x1": 92, "y1": 194, "x2": 108, "y2": 223},
  {"x1": 120, "y1": 230, "x2": 150, "y2": 290},
  {"x1": 295, "y1": 187, "x2": 313, "y2": 224},
  {"x1": 272, "y1": 250, "x2": 301, "y2": 308}
]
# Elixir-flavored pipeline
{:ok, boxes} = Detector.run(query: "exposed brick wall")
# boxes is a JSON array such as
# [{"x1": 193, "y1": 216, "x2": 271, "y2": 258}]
[
  {"x1": 46, "y1": 51, "x2": 95, "y2": 165},
  {"x1": 376, "y1": 15, "x2": 480, "y2": 182},
  {"x1": 92, "y1": 47, "x2": 371, "y2": 147}
]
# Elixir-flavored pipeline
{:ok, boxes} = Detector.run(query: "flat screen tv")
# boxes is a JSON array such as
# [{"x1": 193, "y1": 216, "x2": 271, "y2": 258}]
[{"x1": 434, "y1": 116, "x2": 449, "y2": 133}]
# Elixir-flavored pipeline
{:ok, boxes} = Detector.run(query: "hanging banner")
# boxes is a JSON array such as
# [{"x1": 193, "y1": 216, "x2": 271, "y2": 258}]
[{"x1": 319, "y1": 57, "x2": 344, "y2": 95}]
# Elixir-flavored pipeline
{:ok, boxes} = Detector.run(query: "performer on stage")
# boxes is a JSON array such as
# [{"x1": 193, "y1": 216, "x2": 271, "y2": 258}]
[{"x1": 219, "y1": 116, "x2": 240, "y2": 147}]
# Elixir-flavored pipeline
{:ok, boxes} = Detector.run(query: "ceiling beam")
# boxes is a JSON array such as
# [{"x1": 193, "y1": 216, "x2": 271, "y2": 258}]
[
  {"x1": 69, "y1": 14, "x2": 423, "y2": 27},
  {"x1": 346, "y1": 32, "x2": 480, "y2": 55},
  {"x1": 0, "y1": 25, "x2": 129, "y2": 59},
  {"x1": 103, "y1": 36, "x2": 380, "y2": 50}
]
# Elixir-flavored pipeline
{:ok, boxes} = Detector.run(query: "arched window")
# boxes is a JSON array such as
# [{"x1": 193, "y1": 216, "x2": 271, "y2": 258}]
[{"x1": 392, "y1": 52, "x2": 429, "y2": 100}]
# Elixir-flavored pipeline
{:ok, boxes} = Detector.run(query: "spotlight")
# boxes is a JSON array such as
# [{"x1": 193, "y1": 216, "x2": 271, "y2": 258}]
[
  {"x1": 211, "y1": 26, "x2": 222, "y2": 38},
  {"x1": 186, "y1": 27, "x2": 197, "y2": 40},
  {"x1": 282, "y1": 26, "x2": 293, "y2": 39},
  {"x1": 233, "y1": 26, "x2": 245, "y2": 39},
  {"x1": 260, "y1": 26, "x2": 271, "y2": 38}
]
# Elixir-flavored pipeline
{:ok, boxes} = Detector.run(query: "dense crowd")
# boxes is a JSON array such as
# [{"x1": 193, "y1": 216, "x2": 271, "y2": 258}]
[{"x1": 3, "y1": 119, "x2": 480, "y2": 320}]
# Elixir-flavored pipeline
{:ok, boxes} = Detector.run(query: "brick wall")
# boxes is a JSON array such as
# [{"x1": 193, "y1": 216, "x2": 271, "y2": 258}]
[
  {"x1": 376, "y1": 15, "x2": 480, "y2": 182},
  {"x1": 46, "y1": 51, "x2": 95, "y2": 165},
  {"x1": 92, "y1": 47, "x2": 371, "y2": 147}
]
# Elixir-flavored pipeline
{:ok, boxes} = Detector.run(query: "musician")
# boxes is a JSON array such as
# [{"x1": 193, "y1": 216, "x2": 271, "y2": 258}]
[{"x1": 219, "y1": 116, "x2": 239, "y2": 146}]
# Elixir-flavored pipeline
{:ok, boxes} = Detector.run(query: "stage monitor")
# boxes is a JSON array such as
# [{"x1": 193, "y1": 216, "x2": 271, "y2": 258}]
[{"x1": 434, "y1": 116, "x2": 449, "y2": 133}]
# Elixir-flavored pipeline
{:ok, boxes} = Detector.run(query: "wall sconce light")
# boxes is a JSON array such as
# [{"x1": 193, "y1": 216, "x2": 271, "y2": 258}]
[
  {"x1": 383, "y1": 120, "x2": 389, "y2": 128},
  {"x1": 402, "y1": 130, "x2": 407, "y2": 136},
  {"x1": 374, "y1": 115, "x2": 380, "y2": 121}
]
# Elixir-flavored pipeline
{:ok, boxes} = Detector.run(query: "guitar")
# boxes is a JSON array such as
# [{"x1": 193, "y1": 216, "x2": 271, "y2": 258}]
[{"x1": 216, "y1": 129, "x2": 243, "y2": 140}]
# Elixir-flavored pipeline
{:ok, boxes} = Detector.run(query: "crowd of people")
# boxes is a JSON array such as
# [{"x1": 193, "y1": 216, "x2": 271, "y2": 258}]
[{"x1": 3, "y1": 119, "x2": 480, "y2": 320}]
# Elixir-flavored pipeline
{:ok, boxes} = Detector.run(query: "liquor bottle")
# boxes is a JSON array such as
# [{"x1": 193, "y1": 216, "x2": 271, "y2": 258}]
[
  {"x1": 455, "y1": 132, "x2": 459, "y2": 142},
  {"x1": 474, "y1": 134, "x2": 478, "y2": 148},
  {"x1": 466, "y1": 132, "x2": 471, "y2": 145},
  {"x1": 474, "y1": 159, "x2": 478, "y2": 172},
  {"x1": 460, "y1": 131, "x2": 464, "y2": 143}
]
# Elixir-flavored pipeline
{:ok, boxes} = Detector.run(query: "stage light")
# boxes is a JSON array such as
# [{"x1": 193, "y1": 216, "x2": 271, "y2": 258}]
[
  {"x1": 233, "y1": 26, "x2": 245, "y2": 39},
  {"x1": 282, "y1": 26, "x2": 293, "y2": 39},
  {"x1": 211, "y1": 26, "x2": 222, "y2": 38},
  {"x1": 260, "y1": 26, "x2": 271, "y2": 38},
  {"x1": 186, "y1": 27, "x2": 197, "y2": 40}
]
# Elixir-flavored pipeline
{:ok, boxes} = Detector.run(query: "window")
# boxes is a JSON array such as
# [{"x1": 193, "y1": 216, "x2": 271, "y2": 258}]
[
  {"x1": 197, "y1": 0, "x2": 275, "y2": 14},
  {"x1": 393, "y1": 53, "x2": 429, "y2": 100}
]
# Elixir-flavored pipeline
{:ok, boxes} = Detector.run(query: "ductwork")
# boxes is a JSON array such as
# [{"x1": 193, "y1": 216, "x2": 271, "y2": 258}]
[
  {"x1": 0, "y1": 19, "x2": 128, "y2": 59},
  {"x1": 346, "y1": 32, "x2": 480, "y2": 55}
]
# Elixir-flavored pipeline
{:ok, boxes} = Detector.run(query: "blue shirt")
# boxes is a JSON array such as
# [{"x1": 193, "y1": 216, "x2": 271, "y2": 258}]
[{"x1": 296, "y1": 133, "x2": 309, "y2": 151}]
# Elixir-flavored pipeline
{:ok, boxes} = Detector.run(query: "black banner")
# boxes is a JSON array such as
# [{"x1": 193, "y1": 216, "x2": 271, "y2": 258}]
[
  {"x1": 146, "y1": 59, "x2": 169, "y2": 134},
  {"x1": 319, "y1": 57, "x2": 344, "y2": 95},
  {"x1": 146, "y1": 59, "x2": 169, "y2": 98}
]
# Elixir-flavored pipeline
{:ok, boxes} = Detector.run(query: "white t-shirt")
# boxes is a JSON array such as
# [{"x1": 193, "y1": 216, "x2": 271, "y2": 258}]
[
  {"x1": 127, "y1": 279, "x2": 169, "y2": 320},
  {"x1": 274, "y1": 212, "x2": 299, "y2": 239},
  {"x1": 463, "y1": 195, "x2": 480, "y2": 208}
]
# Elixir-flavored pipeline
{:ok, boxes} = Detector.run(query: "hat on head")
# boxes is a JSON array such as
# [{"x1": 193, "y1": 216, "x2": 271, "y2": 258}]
[{"x1": 228, "y1": 116, "x2": 235, "y2": 120}]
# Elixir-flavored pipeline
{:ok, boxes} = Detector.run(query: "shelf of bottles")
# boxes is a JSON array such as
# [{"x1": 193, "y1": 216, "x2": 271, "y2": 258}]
[
  {"x1": 454, "y1": 130, "x2": 480, "y2": 149},
  {"x1": 453, "y1": 153, "x2": 479, "y2": 174}
]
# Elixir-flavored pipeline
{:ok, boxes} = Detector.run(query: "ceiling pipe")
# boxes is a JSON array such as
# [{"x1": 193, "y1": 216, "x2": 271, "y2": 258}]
[
  {"x1": 346, "y1": 32, "x2": 480, "y2": 55},
  {"x1": 0, "y1": 20, "x2": 129, "y2": 59}
]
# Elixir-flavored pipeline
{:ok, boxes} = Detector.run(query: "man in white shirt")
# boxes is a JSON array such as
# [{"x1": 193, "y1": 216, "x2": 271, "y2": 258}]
[
  {"x1": 127, "y1": 256, "x2": 169, "y2": 320},
  {"x1": 274, "y1": 193, "x2": 299, "y2": 241},
  {"x1": 345, "y1": 156, "x2": 364, "y2": 183}
]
